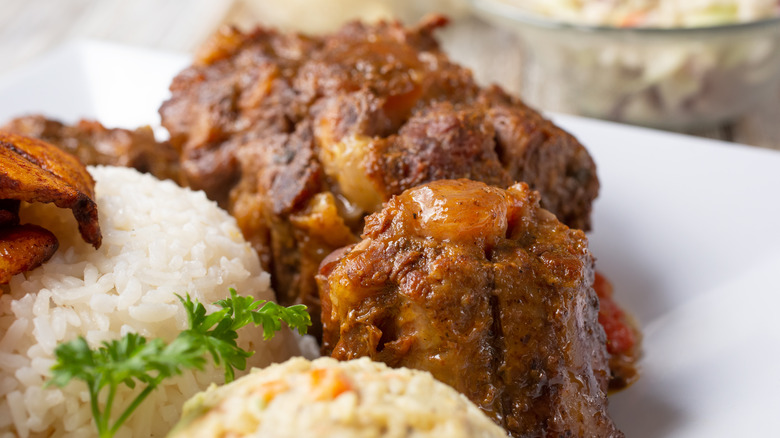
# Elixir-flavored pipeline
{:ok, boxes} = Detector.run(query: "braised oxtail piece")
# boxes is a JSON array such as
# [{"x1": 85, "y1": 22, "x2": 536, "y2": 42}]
[
  {"x1": 319, "y1": 179, "x2": 622, "y2": 437},
  {"x1": 158, "y1": 16, "x2": 599, "y2": 335}
]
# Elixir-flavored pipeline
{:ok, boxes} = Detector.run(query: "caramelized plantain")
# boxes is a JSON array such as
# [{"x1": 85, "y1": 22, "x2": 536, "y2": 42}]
[
  {"x1": 0, "y1": 224, "x2": 58, "y2": 284},
  {"x1": 0, "y1": 131, "x2": 101, "y2": 248},
  {"x1": 0, "y1": 199, "x2": 20, "y2": 226}
]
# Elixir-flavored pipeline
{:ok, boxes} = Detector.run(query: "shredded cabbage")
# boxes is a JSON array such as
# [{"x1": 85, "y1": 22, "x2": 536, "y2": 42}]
[{"x1": 508, "y1": 0, "x2": 780, "y2": 27}]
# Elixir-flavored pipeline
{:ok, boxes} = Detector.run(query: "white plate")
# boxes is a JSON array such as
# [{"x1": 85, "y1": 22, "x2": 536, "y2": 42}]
[{"x1": 2, "y1": 41, "x2": 779, "y2": 437}]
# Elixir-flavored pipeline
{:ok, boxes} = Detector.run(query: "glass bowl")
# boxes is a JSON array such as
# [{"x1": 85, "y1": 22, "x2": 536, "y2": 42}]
[{"x1": 469, "y1": 0, "x2": 780, "y2": 129}]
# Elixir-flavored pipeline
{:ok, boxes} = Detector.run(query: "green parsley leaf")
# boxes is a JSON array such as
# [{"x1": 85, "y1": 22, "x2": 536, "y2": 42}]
[{"x1": 48, "y1": 289, "x2": 310, "y2": 438}]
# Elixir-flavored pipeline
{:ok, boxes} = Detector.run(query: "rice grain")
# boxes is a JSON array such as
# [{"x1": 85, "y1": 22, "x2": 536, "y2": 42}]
[{"x1": 0, "y1": 166, "x2": 300, "y2": 437}]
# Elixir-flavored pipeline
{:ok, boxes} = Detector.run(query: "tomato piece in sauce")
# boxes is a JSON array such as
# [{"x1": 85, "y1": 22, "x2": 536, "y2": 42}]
[
  {"x1": 594, "y1": 272, "x2": 636, "y2": 355},
  {"x1": 594, "y1": 271, "x2": 641, "y2": 390}
]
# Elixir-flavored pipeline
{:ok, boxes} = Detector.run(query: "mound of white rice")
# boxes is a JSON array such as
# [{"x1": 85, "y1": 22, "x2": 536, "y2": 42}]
[{"x1": 0, "y1": 166, "x2": 301, "y2": 438}]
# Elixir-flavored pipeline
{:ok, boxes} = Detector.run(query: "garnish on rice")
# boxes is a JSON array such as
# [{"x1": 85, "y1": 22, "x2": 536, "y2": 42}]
[{"x1": 48, "y1": 289, "x2": 311, "y2": 438}]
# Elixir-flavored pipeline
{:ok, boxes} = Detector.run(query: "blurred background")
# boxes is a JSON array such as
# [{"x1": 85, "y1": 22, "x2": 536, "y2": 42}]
[{"x1": 1, "y1": 0, "x2": 779, "y2": 149}]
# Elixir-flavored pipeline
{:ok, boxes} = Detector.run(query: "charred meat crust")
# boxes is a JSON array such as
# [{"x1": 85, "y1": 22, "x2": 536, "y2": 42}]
[
  {"x1": 318, "y1": 180, "x2": 620, "y2": 437},
  {"x1": 158, "y1": 17, "x2": 599, "y2": 324}
]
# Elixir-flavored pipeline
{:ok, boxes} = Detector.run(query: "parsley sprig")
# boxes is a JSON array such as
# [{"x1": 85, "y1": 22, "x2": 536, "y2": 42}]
[{"x1": 48, "y1": 288, "x2": 310, "y2": 438}]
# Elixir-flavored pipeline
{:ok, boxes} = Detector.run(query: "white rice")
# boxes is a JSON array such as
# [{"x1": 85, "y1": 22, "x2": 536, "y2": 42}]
[{"x1": 0, "y1": 166, "x2": 301, "y2": 438}]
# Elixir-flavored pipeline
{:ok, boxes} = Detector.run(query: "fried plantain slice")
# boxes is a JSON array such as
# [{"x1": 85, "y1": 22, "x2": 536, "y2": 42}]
[
  {"x1": 0, "y1": 199, "x2": 20, "y2": 227},
  {"x1": 0, "y1": 131, "x2": 101, "y2": 248},
  {"x1": 0, "y1": 224, "x2": 59, "y2": 285}
]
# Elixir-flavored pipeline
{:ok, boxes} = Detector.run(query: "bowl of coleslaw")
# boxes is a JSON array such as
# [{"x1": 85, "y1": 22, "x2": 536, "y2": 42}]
[{"x1": 470, "y1": 0, "x2": 780, "y2": 129}]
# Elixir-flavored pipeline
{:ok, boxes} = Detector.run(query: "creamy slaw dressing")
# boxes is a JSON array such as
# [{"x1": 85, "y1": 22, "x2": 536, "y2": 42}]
[{"x1": 509, "y1": 0, "x2": 780, "y2": 27}]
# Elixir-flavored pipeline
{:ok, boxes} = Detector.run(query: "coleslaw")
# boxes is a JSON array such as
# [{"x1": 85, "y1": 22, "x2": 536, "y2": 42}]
[
  {"x1": 476, "y1": 0, "x2": 780, "y2": 127},
  {"x1": 508, "y1": 0, "x2": 780, "y2": 28}
]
